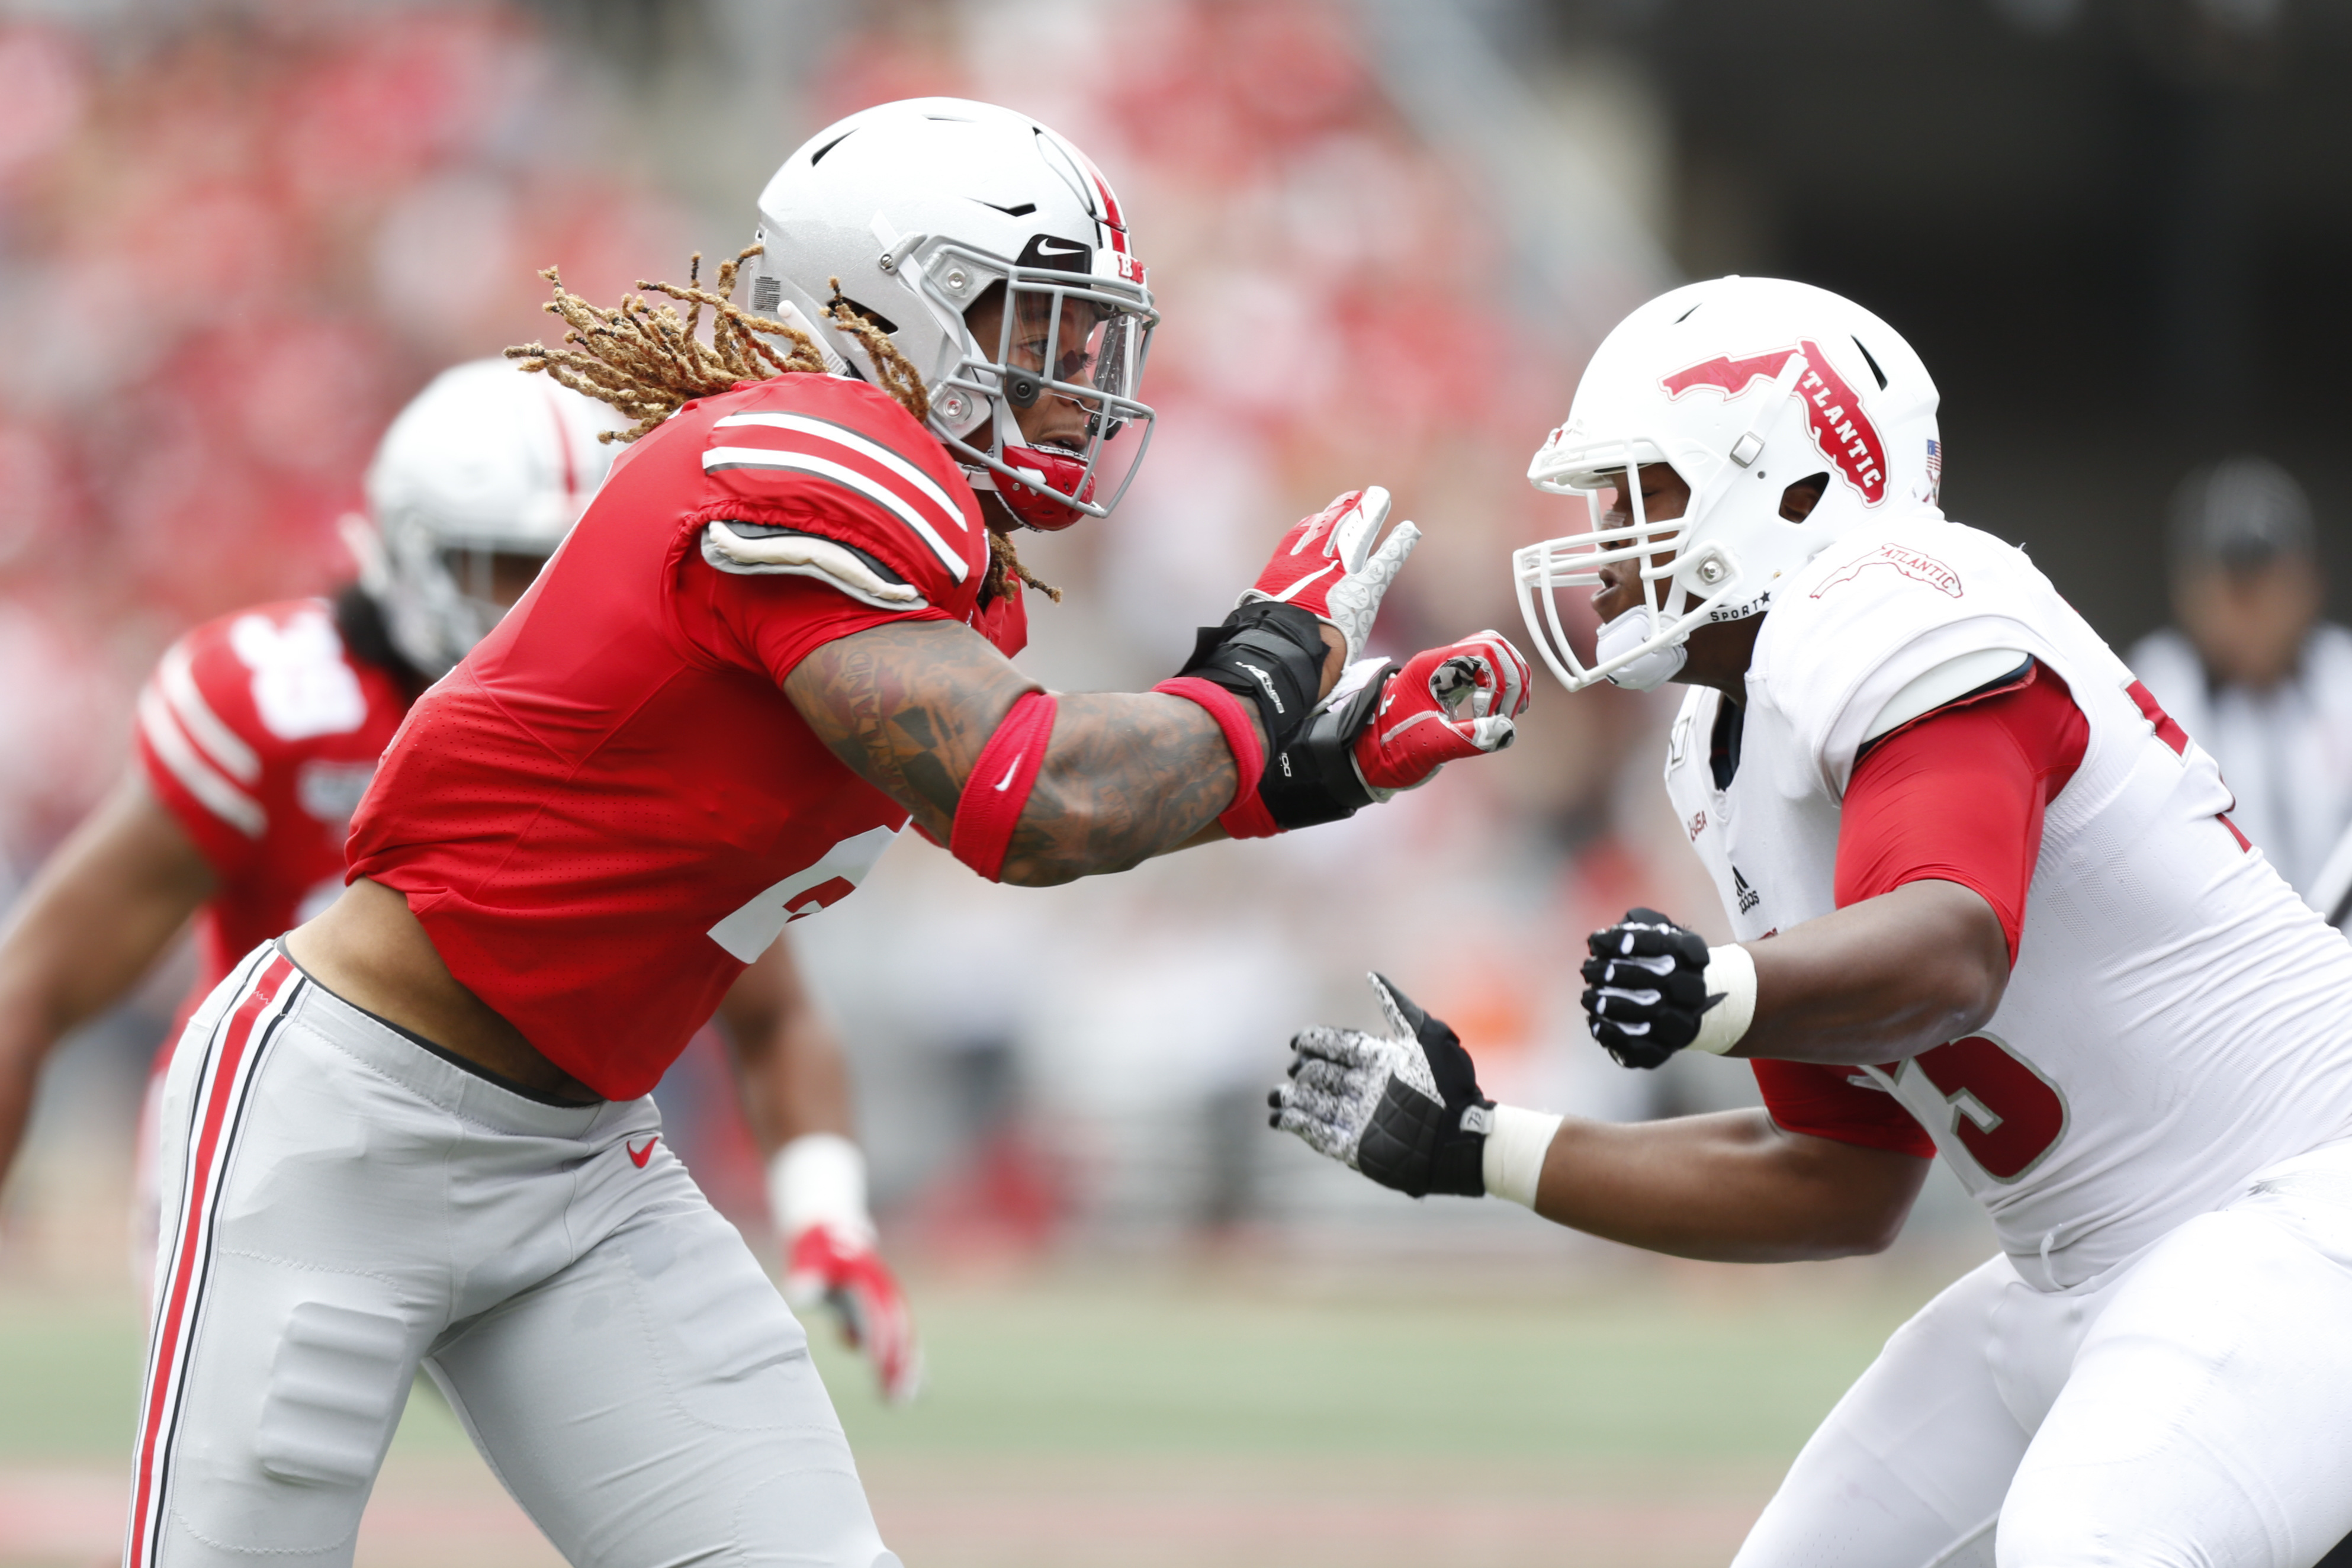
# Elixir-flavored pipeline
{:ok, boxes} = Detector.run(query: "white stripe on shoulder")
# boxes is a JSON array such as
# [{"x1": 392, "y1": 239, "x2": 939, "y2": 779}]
[
  {"x1": 702, "y1": 446, "x2": 969, "y2": 583},
  {"x1": 139, "y1": 686, "x2": 265, "y2": 837},
  {"x1": 158, "y1": 642, "x2": 261, "y2": 784},
  {"x1": 710, "y1": 412, "x2": 968, "y2": 532}
]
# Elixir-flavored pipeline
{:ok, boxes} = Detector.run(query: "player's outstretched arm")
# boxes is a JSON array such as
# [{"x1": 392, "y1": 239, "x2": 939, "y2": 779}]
[
  {"x1": 1270, "y1": 974, "x2": 1927, "y2": 1261},
  {"x1": 0, "y1": 772, "x2": 215, "y2": 1184},
  {"x1": 785, "y1": 617, "x2": 1258, "y2": 886},
  {"x1": 1517, "y1": 1110, "x2": 1928, "y2": 1262}
]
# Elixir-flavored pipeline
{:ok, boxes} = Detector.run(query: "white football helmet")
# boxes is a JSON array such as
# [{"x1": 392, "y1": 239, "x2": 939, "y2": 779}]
[
  {"x1": 1514, "y1": 276, "x2": 1943, "y2": 692},
  {"x1": 349, "y1": 359, "x2": 626, "y2": 676},
  {"x1": 745, "y1": 97, "x2": 1157, "y2": 531}
]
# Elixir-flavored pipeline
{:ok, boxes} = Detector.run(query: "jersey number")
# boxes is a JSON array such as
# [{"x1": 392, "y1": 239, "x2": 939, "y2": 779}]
[{"x1": 1901, "y1": 1033, "x2": 2068, "y2": 1181}]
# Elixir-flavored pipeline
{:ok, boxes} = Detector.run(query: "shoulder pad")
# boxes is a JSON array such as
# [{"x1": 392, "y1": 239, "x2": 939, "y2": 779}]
[
  {"x1": 695, "y1": 377, "x2": 985, "y2": 608},
  {"x1": 1862, "y1": 647, "x2": 2030, "y2": 743},
  {"x1": 701, "y1": 521, "x2": 927, "y2": 611}
]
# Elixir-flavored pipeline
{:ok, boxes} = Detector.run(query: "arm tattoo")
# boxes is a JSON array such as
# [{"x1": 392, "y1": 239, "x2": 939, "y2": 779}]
[
  {"x1": 784, "y1": 621, "x2": 1026, "y2": 840},
  {"x1": 783, "y1": 619, "x2": 1245, "y2": 884}
]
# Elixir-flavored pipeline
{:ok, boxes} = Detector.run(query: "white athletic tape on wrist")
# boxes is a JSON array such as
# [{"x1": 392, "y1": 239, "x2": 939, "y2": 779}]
[
  {"x1": 1480, "y1": 1104, "x2": 1564, "y2": 1209},
  {"x1": 768, "y1": 1133, "x2": 876, "y2": 1247},
  {"x1": 1689, "y1": 943, "x2": 1758, "y2": 1056}
]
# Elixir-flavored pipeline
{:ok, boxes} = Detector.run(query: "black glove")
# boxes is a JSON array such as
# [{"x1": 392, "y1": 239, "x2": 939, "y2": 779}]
[
  {"x1": 1581, "y1": 907, "x2": 1720, "y2": 1070},
  {"x1": 1270, "y1": 973, "x2": 1495, "y2": 1199}
]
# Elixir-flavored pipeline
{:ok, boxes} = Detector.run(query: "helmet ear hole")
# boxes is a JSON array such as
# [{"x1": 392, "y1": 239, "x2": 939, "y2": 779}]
[{"x1": 1779, "y1": 473, "x2": 1830, "y2": 523}]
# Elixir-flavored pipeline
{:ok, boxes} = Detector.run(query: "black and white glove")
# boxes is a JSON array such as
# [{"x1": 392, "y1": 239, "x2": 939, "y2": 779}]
[
  {"x1": 1269, "y1": 973, "x2": 1495, "y2": 1198},
  {"x1": 1580, "y1": 907, "x2": 1755, "y2": 1069}
]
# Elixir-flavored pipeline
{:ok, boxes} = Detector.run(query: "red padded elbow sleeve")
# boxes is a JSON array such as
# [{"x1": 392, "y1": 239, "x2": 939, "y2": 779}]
[
  {"x1": 1834, "y1": 663, "x2": 2088, "y2": 963},
  {"x1": 950, "y1": 690, "x2": 1057, "y2": 881}
]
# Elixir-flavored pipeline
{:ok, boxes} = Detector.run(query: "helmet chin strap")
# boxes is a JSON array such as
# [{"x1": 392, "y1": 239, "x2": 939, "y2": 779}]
[
  {"x1": 1680, "y1": 351, "x2": 1811, "y2": 545},
  {"x1": 1596, "y1": 604, "x2": 1689, "y2": 690}
]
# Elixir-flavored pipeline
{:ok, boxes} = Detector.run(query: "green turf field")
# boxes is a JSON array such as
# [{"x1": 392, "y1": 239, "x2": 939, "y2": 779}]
[{"x1": 0, "y1": 1258, "x2": 1956, "y2": 1567}]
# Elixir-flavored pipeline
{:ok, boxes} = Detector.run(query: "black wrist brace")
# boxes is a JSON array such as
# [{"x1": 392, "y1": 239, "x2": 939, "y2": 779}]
[
  {"x1": 1257, "y1": 660, "x2": 1393, "y2": 831},
  {"x1": 1172, "y1": 602, "x2": 1328, "y2": 760}
]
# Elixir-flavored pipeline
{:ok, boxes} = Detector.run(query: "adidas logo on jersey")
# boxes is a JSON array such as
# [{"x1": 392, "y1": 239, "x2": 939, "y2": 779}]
[{"x1": 1733, "y1": 866, "x2": 1761, "y2": 914}]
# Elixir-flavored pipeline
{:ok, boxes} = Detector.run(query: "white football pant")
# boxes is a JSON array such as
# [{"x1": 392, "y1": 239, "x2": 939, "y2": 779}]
[
  {"x1": 126, "y1": 944, "x2": 898, "y2": 1568},
  {"x1": 1734, "y1": 1138, "x2": 2352, "y2": 1568}
]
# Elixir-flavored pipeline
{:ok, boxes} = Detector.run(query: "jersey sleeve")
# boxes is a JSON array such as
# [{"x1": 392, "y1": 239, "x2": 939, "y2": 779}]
[
  {"x1": 1834, "y1": 663, "x2": 2088, "y2": 961},
  {"x1": 687, "y1": 377, "x2": 989, "y2": 616},
  {"x1": 131, "y1": 627, "x2": 269, "y2": 878},
  {"x1": 1760, "y1": 521, "x2": 2080, "y2": 798},
  {"x1": 684, "y1": 563, "x2": 949, "y2": 689},
  {"x1": 1753, "y1": 1058, "x2": 1935, "y2": 1158}
]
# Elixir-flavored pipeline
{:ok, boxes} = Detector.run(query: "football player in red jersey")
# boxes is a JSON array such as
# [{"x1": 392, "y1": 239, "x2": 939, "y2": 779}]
[
  {"x1": 123, "y1": 98, "x2": 1531, "y2": 1567},
  {"x1": 0, "y1": 359, "x2": 923, "y2": 1406},
  {"x1": 1276, "y1": 276, "x2": 2352, "y2": 1568}
]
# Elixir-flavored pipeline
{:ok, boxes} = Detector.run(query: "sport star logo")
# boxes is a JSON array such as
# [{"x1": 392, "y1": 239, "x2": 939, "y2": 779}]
[
  {"x1": 1810, "y1": 542, "x2": 1963, "y2": 600},
  {"x1": 1662, "y1": 340, "x2": 1888, "y2": 504}
]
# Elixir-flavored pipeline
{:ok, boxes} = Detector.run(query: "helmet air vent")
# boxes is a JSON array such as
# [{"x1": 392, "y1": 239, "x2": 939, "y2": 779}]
[{"x1": 1852, "y1": 336, "x2": 1888, "y2": 390}]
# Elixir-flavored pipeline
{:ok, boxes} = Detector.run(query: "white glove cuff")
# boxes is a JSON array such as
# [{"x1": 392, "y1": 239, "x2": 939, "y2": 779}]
[
  {"x1": 1480, "y1": 1104, "x2": 1564, "y2": 1209},
  {"x1": 1689, "y1": 943, "x2": 1759, "y2": 1056},
  {"x1": 768, "y1": 1133, "x2": 875, "y2": 1246}
]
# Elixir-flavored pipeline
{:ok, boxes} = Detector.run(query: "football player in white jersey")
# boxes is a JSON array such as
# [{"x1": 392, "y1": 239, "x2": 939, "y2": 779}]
[
  {"x1": 0, "y1": 360, "x2": 922, "y2": 1402},
  {"x1": 1274, "y1": 276, "x2": 2352, "y2": 1567}
]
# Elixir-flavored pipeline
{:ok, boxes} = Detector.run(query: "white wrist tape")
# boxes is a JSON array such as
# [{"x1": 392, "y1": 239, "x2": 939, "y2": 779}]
[
  {"x1": 1688, "y1": 943, "x2": 1758, "y2": 1056},
  {"x1": 767, "y1": 1133, "x2": 876, "y2": 1246},
  {"x1": 1480, "y1": 1104, "x2": 1564, "y2": 1210}
]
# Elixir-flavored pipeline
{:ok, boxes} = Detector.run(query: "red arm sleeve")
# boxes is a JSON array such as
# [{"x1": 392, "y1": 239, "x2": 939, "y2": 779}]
[
  {"x1": 1833, "y1": 662, "x2": 2088, "y2": 964},
  {"x1": 1752, "y1": 1058, "x2": 1936, "y2": 1158}
]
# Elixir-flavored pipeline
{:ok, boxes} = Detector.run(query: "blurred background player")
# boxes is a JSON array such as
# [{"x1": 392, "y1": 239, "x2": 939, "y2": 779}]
[
  {"x1": 2127, "y1": 457, "x2": 2352, "y2": 927},
  {"x1": 0, "y1": 357, "x2": 921, "y2": 1401}
]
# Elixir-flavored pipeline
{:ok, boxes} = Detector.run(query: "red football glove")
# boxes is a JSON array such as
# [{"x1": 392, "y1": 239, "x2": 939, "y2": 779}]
[
  {"x1": 1354, "y1": 631, "x2": 1533, "y2": 792},
  {"x1": 1240, "y1": 487, "x2": 1419, "y2": 664},
  {"x1": 783, "y1": 1223, "x2": 924, "y2": 1405}
]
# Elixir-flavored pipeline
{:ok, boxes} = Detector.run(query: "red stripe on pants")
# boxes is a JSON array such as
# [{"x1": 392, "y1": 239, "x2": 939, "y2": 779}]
[{"x1": 126, "y1": 953, "x2": 293, "y2": 1568}]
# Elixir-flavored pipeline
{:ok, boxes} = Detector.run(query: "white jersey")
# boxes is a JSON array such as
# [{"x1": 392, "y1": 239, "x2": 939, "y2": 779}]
[{"x1": 1665, "y1": 518, "x2": 2352, "y2": 1289}]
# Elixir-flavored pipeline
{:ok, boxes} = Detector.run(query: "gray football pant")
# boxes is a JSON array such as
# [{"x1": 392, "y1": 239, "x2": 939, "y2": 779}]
[{"x1": 127, "y1": 943, "x2": 898, "y2": 1568}]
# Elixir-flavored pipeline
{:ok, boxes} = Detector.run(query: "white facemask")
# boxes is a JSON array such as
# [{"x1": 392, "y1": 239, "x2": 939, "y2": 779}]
[{"x1": 1594, "y1": 603, "x2": 1689, "y2": 692}]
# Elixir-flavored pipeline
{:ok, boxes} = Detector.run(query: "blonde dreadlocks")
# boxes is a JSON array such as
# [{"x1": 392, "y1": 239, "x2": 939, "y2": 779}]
[{"x1": 506, "y1": 246, "x2": 1059, "y2": 603}]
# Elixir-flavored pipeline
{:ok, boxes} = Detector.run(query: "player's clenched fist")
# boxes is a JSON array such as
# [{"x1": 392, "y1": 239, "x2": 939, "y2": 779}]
[
  {"x1": 1270, "y1": 973, "x2": 1496, "y2": 1198},
  {"x1": 1581, "y1": 907, "x2": 1756, "y2": 1069},
  {"x1": 782, "y1": 1223, "x2": 924, "y2": 1405},
  {"x1": 1354, "y1": 631, "x2": 1532, "y2": 794},
  {"x1": 1239, "y1": 486, "x2": 1419, "y2": 665}
]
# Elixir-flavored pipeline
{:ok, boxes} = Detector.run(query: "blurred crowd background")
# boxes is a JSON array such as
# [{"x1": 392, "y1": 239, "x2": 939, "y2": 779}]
[{"x1": 3, "y1": 0, "x2": 2350, "y2": 1281}]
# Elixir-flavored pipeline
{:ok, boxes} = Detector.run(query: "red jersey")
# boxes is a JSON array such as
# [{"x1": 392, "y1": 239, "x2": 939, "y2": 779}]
[
  {"x1": 348, "y1": 374, "x2": 1022, "y2": 1100},
  {"x1": 134, "y1": 598, "x2": 412, "y2": 1014}
]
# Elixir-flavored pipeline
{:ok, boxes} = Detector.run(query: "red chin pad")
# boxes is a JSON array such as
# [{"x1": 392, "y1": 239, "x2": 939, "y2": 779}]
[{"x1": 997, "y1": 446, "x2": 1095, "y2": 531}]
